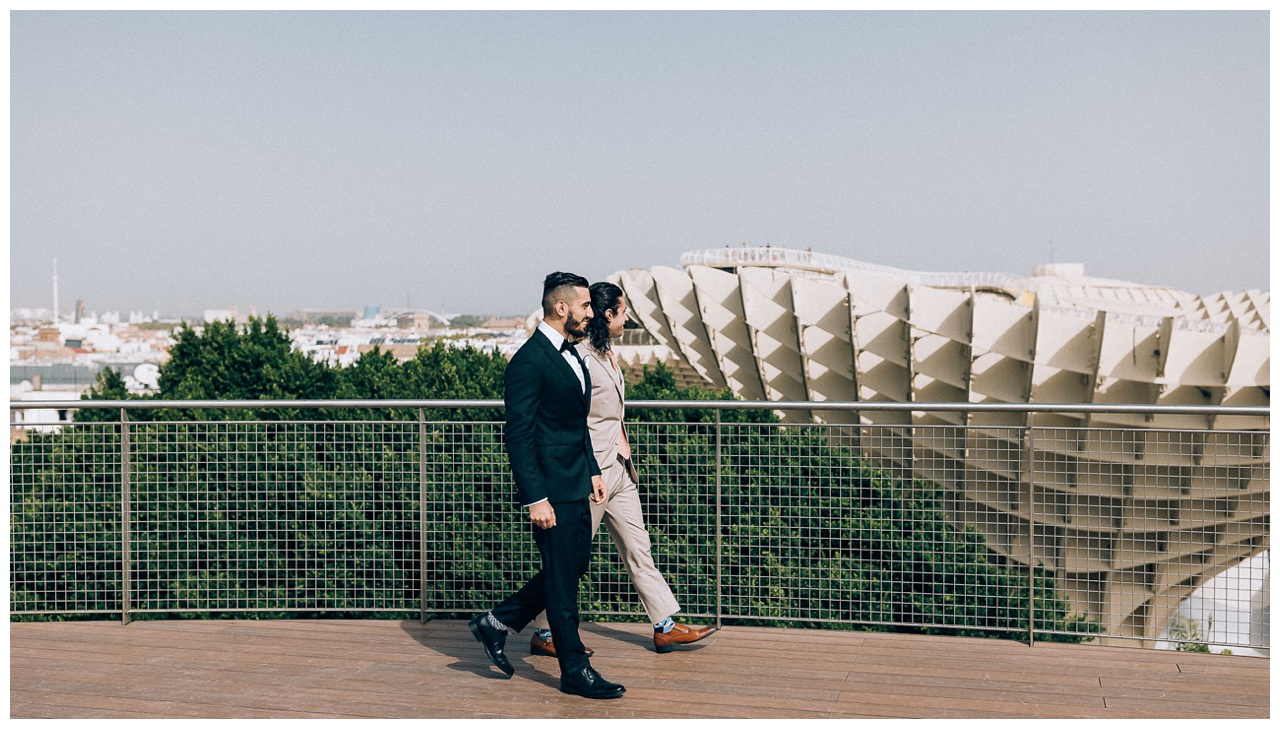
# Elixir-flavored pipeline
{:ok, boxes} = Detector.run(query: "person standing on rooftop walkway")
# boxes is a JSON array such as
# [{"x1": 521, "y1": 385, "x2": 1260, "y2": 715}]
[{"x1": 468, "y1": 271, "x2": 624, "y2": 700}]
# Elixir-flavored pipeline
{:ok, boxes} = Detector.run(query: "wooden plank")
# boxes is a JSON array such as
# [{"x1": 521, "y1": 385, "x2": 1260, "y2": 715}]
[
  {"x1": 1099, "y1": 674, "x2": 1268, "y2": 698},
  {"x1": 11, "y1": 689, "x2": 355, "y2": 719},
  {"x1": 1100, "y1": 695, "x2": 1266, "y2": 717},
  {"x1": 1097, "y1": 685, "x2": 1268, "y2": 708},
  {"x1": 835, "y1": 684, "x2": 1104, "y2": 716}
]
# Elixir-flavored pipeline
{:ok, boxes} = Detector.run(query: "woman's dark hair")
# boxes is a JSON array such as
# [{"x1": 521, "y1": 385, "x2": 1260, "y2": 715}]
[{"x1": 585, "y1": 281, "x2": 625, "y2": 353}]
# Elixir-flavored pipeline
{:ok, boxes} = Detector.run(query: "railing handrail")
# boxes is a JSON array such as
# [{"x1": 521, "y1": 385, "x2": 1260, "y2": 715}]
[{"x1": 8, "y1": 398, "x2": 1271, "y2": 417}]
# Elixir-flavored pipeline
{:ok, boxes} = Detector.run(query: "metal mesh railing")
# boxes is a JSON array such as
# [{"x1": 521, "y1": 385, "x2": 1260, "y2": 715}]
[
  {"x1": 127, "y1": 419, "x2": 421, "y2": 614},
  {"x1": 8, "y1": 399, "x2": 1270, "y2": 653},
  {"x1": 1024, "y1": 425, "x2": 1269, "y2": 648},
  {"x1": 10, "y1": 422, "x2": 123, "y2": 615}
]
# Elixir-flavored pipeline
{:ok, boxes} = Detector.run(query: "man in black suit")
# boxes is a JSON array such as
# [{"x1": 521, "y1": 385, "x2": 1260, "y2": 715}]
[{"x1": 469, "y1": 272, "x2": 625, "y2": 700}]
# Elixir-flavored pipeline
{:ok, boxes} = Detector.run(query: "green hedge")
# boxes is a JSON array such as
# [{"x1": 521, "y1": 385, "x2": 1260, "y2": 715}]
[
  {"x1": 11, "y1": 413, "x2": 1098, "y2": 641},
  {"x1": 10, "y1": 317, "x2": 1099, "y2": 641}
]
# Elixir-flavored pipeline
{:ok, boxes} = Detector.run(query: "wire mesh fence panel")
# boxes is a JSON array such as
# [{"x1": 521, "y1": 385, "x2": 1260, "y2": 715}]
[
  {"x1": 419, "y1": 420, "x2": 540, "y2": 616},
  {"x1": 7, "y1": 402, "x2": 1270, "y2": 653},
  {"x1": 598, "y1": 421, "x2": 719, "y2": 619},
  {"x1": 711, "y1": 421, "x2": 1053, "y2": 637},
  {"x1": 717, "y1": 421, "x2": 897, "y2": 627},
  {"x1": 1027, "y1": 425, "x2": 1270, "y2": 650},
  {"x1": 911, "y1": 423, "x2": 1046, "y2": 636},
  {"x1": 128, "y1": 420, "x2": 421, "y2": 615},
  {"x1": 9, "y1": 423, "x2": 123, "y2": 615}
]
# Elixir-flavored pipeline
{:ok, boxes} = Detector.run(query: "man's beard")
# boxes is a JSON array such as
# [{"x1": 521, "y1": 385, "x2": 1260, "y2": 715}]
[{"x1": 564, "y1": 313, "x2": 590, "y2": 339}]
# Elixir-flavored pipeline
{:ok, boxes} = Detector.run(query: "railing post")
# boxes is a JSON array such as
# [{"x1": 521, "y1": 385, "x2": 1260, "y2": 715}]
[
  {"x1": 715, "y1": 408, "x2": 723, "y2": 629},
  {"x1": 418, "y1": 408, "x2": 428, "y2": 624},
  {"x1": 1026, "y1": 411, "x2": 1036, "y2": 647},
  {"x1": 120, "y1": 408, "x2": 131, "y2": 626}
]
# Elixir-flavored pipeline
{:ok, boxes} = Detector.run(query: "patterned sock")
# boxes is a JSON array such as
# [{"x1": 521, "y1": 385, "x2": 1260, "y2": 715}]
[
  {"x1": 534, "y1": 628, "x2": 553, "y2": 640},
  {"x1": 485, "y1": 612, "x2": 511, "y2": 633},
  {"x1": 654, "y1": 617, "x2": 675, "y2": 633}
]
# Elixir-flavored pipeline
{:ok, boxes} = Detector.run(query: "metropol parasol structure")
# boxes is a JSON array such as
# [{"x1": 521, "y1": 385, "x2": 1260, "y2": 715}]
[{"x1": 603, "y1": 246, "x2": 1269, "y2": 646}]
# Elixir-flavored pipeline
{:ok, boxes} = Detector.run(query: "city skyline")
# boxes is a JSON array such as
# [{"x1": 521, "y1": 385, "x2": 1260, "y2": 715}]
[
  {"x1": 10, "y1": 10, "x2": 1270, "y2": 316},
  {"x1": 9, "y1": 291, "x2": 524, "y2": 323}
]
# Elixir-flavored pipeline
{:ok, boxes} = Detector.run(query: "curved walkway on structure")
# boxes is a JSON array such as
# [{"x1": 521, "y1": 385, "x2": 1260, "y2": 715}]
[{"x1": 10, "y1": 619, "x2": 1268, "y2": 719}]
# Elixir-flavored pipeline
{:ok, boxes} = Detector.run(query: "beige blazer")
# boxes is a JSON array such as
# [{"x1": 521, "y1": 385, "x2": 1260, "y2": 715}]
[{"x1": 576, "y1": 341, "x2": 640, "y2": 484}]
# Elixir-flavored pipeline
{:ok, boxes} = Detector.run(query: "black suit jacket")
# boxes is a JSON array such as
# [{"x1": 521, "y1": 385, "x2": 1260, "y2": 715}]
[{"x1": 504, "y1": 328, "x2": 602, "y2": 506}]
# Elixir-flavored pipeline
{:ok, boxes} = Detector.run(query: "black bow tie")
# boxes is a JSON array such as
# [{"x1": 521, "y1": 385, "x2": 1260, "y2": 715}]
[{"x1": 559, "y1": 337, "x2": 588, "y2": 393}]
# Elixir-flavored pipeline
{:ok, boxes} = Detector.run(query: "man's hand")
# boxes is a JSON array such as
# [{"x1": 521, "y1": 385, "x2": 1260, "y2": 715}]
[
  {"x1": 590, "y1": 475, "x2": 606, "y2": 504},
  {"x1": 528, "y1": 500, "x2": 556, "y2": 529}
]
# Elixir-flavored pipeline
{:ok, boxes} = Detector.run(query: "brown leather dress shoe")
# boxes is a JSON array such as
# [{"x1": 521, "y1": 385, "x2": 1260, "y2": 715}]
[
  {"x1": 654, "y1": 622, "x2": 718, "y2": 653},
  {"x1": 530, "y1": 632, "x2": 594, "y2": 657}
]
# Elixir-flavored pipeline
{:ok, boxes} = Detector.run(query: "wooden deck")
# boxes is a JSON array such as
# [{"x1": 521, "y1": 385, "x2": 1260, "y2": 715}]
[{"x1": 9, "y1": 619, "x2": 1270, "y2": 719}]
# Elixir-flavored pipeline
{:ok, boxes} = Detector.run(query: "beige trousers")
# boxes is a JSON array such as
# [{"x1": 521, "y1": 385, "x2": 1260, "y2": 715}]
[{"x1": 535, "y1": 455, "x2": 681, "y2": 628}]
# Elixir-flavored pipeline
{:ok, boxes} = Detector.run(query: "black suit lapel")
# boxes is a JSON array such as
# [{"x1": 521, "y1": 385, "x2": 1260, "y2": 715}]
[{"x1": 536, "y1": 330, "x2": 590, "y2": 405}]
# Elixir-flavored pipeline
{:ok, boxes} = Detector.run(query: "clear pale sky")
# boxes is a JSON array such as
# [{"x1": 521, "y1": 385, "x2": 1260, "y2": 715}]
[{"x1": 9, "y1": 10, "x2": 1270, "y2": 318}]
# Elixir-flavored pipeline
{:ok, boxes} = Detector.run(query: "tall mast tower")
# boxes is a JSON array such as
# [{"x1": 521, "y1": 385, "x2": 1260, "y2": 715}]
[{"x1": 52, "y1": 258, "x2": 59, "y2": 325}]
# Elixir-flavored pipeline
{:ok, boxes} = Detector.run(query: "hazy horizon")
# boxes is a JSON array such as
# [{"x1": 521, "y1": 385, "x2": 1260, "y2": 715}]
[{"x1": 10, "y1": 11, "x2": 1270, "y2": 317}]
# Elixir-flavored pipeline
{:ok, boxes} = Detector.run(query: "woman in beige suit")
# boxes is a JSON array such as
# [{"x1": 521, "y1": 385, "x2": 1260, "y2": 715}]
[{"x1": 531, "y1": 281, "x2": 717, "y2": 656}]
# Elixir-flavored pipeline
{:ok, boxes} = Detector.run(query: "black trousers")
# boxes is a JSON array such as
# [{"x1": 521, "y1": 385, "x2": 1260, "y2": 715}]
[{"x1": 490, "y1": 498, "x2": 593, "y2": 677}]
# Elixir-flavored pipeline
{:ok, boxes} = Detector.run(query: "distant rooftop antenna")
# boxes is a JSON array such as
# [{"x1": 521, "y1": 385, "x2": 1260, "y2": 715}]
[
  {"x1": 1049, "y1": 237, "x2": 1055, "y2": 263},
  {"x1": 52, "y1": 258, "x2": 59, "y2": 325}
]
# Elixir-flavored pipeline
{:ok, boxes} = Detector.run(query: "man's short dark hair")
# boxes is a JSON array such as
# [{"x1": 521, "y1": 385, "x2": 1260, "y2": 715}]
[{"x1": 542, "y1": 272, "x2": 591, "y2": 316}]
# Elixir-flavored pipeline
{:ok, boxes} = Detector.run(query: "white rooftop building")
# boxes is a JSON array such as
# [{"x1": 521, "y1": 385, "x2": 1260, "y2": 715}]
[{"x1": 609, "y1": 246, "x2": 1269, "y2": 648}]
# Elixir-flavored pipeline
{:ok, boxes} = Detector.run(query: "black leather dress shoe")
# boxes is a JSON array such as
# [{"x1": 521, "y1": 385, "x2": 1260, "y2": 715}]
[
  {"x1": 468, "y1": 614, "x2": 514, "y2": 677},
  {"x1": 559, "y1": 666, "x2": 625, "y2": 699}
]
